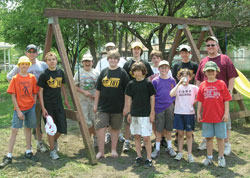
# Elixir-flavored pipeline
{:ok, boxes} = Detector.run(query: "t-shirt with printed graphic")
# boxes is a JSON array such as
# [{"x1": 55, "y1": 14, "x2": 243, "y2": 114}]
[
  {"x1": 123, "y1": 59, "x2": 154, "y2": 80},
  {"x1": 96, "y1": 67, "x2": 130, "y2": 113},
  {"x1": 174, "y1": 84, "x2": 199, "y2": 115},
  {"x1": 152, "y1": 76, "x2": 176, "y2": 114},
  {"x1": 7, "y1": 73, "x2": 39, "y2": 111},
  {"x1": 37, "y1": 68, "x2": 65, "y2": 109},
  {"x1": 196, "y1": 80, "x2": 232, "y2": 123},
  {"x1": 73, "y1": 68, "x2": 99, "y2": 101},
  {"x1": 172, "y1": 61, "x2": 198, "y2": 84},
  {"x1": 125, "y1": 79, "x2": 156, "y2": 117}
]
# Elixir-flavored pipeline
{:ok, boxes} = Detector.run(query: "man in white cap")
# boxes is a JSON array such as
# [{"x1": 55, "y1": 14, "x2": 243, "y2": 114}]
[
  {"x1": 95, "y1": 42, "x2": 127, "y2": 72},
  {"x1": 122, "y1": 41, "x2": 154, "y2": 152},
  {"x1": 172, "y1": 44, "x2": 198, "y2": 84},
  {"x1": 195, "y1": 36, "x2": 238, "y2": 156}
]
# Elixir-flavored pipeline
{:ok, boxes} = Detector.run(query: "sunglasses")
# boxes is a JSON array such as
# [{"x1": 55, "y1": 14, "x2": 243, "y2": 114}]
[
  {"x1": 206, "y1": 44, "x2": 216, "y2": 47},
  {"x1": 27, "y1": 50, "x2": 37, "y2": 54}
]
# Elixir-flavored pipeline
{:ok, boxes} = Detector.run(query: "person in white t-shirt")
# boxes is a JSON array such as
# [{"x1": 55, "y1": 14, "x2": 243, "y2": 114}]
[
  {"x1": 170, "y1": 68, "x2": 199, "y2": 163},
  {"x1": 95, "y1": 42, "x2": 127, "y2": 73}
]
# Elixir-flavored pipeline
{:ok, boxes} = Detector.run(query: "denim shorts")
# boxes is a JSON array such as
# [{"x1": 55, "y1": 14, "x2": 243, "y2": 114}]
[
  {"x1": 12, "y1": 104, "x2": 37, "y2": 129},
  {"x1": 174, "y1": 114, "x2": 195, "y2": 131},
  {"x1": 202, "y1": 122, "x2": 227, "y2": 139}
]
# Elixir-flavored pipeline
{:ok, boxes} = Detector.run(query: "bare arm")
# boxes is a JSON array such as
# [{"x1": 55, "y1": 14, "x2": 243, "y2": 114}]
[
  {"x1": 228, "y1": 77, "x2": 235, "y2": 95},
  {"x1": 11, "y1": 94, "x2": 24, "y2": 120},
  {"x1": 170, "y1": 77, "x2": 184, "y2": 97},
  {"x1": 150, "y1": 95, "x2": 155, "y2": 123},
  {"x1": 196, "y1": 80, "x2": 201, "y2": 87},
  {"x1": 38, "y1": 87, "x2": 48, "y2": 117},
  {"x1": 123, "y1": 94, "x2": 129, "y2": 116},
  {"x1": 61, "y1": 84, "x2": 70, "y2": 109},
  {"x1": 126, "y1": 95, "x2": 132, "y2": 123},
  {"x1": 197, "y1": 101, "x2": 202, "y2": 122},
  {"x1": 222, "y1": 101, "x2": 229, "y2": 122},
  {"x1": 93, "y1": 90, "x2": 100, "y2": 113}
]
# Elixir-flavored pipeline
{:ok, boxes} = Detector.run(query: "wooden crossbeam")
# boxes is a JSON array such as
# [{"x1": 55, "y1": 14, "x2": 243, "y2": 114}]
[
  {"x1": 50, "y1": 17, "x2": 97, "y2": 164},
  {"x1": 44, "y1": 8, "x2": 231, "y2": 28}
]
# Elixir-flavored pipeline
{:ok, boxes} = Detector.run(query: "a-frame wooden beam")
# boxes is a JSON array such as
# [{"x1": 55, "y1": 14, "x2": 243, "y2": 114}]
[
  {"x1": 47, "y1": 17, "x2": 97, "y2": 165},
  {"x1": 43, "y1": 23, "x2": 53, "y2": 60},
  {"x1": 168, "y1": 26, "x2": 183, "y2": 64}
]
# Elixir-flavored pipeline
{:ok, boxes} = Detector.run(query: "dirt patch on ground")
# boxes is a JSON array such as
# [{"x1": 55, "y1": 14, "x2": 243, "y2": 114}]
[{"x1": 0, "y1": 120, "x2": 250, "y2": 178}]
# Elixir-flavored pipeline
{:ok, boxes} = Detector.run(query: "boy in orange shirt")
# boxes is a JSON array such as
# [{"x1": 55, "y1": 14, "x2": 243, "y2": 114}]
[{"x1": 0, "y1": 56, "x2": 39, "y2": 169}]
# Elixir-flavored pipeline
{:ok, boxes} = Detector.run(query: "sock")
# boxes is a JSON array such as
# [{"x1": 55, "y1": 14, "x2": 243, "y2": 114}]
[
  {"x1": 207, "y1": 155, "x2": 213, "y2": 159},
  {"x1": 167, "y1": 140, "x2": 172, "y2": 148},
  {"x1": 26, "y1": 149, "x2": 32, "y2": 154},
  {"x1": 125, "y1": 140, "x2": 130, "y2": 143},
  {"x1": 156, "y1": 142, "x2": 160, "y2": 150},
  {"x1": 7, "y1": 153, "x2": 12, "y2": 158}
]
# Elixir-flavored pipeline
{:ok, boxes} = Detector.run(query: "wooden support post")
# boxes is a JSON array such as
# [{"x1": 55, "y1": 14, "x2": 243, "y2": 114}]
[
  {"x1": 168, "y1": 25, "x2": 183, "y2": 64},
  {"x1": 51, "y1": 17, "x2": 97, "y2": 165},
  {"x1": 183, "y1": 25, "x2": 202, "y2": 63},
  {"x1": 43, "y1": 19, "x2": 53, "y2": 61}
]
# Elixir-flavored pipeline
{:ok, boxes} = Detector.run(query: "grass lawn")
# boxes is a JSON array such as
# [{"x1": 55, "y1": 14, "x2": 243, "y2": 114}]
[{"x1": 0, "y1": 72, "x2": 250, "y2": 178}]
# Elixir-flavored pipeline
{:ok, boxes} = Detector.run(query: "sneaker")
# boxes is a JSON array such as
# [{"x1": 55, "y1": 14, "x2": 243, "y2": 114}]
[
  {"x1": 165, "y1": 147, "x2": 177, "y2": 157},
  {"x1": 174, "y1": 153, "x2": 183, "y2": 161},
  {"x1": 105, "y1": 133, "x2": 111, "y2": 144},
  {"x1": 93, "y1": 136, "x2": 98, "y2": 147},
  {"x1": 187, "y1": 154, "x2": 195, "y2": 163},
  {"x1": 224, "y1": 143, "x2": 231, "y2": 156},
  {"x1": 24, "y1": 152, "x2": 38, "y2": 162},
  {"x1": 123, "y1": 141, "x2": 131, "y2": 152},
  {"x1": 218, "y1": 156, "x2": 226, "y2": 168},
  {"x1": 133, "y1": 157, "x2": 143, "y2": 167},
  {"x1": 0, "y1": 156, "x2": 12, "y2": 169},
  {"x1": 54, "y1": 141, "x2": 59, "y2": 152},
  {"x1": 50, "y1": 150, "x2": 60, "y2": 160},
  {"x1": 118, "y1": 134, "x2": 125, "y2": 143},
  {"x1": 198, "y1": 139, "x2": 207, "y2": 150},
  {"x1": 202, "y1": 157, "x2": 213, "y2": 166},
  {"x1": 151, "y1": 149, "x2": 160, "y2": 159},
  {"x1": 37, "y1": 142, "x2": 48, "y2": 153},
  {"x1": 160, "y1": 138, "x2": 168, "y2": 148},
  {"x1": 144, "y1": 159, "x2": 153, "y2": 168}
]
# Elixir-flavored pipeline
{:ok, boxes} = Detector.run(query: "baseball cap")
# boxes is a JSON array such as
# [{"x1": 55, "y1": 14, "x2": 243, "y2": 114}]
[
  {"x1": 17, "y1": 56, "x2": 31, "y2": 66},
  {"x1": 203, "y1": 61, "x2": 220, "y2": 72},
  {"x1": 179, "y1": 44, "x2": 191, "y2": 52},
  {"x1": 158, "y1": 60, "x2": 170, "y2": 67},
  {"x1": 45, "y1": 115, "x2": 57, "y2": 136},
  {"x1": 105, "y1": 42, "x2": 116, "y2": 48},
  {"x1": 205, "y1": 36, "x2": 219, "y2": 43},
  {"x1": 81, "y1": 54, "x2": 93, "y2": 61},
  {"x1": 131, "y1": 42, "x2": 143, "y2": 50},
  {"x1": 26, "y1": 44, "x2": 38, "y2": 52}
]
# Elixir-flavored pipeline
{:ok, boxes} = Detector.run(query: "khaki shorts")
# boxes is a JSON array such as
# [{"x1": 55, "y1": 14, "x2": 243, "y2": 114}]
[
  {"x1": 155, "y1": 104, "x2": 174, "y2": 132},
  {"x1": 95, "y1": 112, "x2": 123, "y2": 130},
  {"x1": 80, "y1": 100, "x2": 96, "y2": 128}
]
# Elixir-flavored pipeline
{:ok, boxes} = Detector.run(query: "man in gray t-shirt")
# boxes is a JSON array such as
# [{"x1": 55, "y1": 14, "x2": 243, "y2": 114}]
[{"x1": 7, "y1": 44, "x2": 48, "y2": 153}]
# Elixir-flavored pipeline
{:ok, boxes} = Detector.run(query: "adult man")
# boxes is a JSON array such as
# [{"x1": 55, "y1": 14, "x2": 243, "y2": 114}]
[
  {"x1": 195, "y1": 36, "x2": 238, "y2": 156},
  {"x1": 172, "y1": 44, "x2": 198, "y2": 84},
  {"x1": 122, "y1": 41, "x2": 154, "y2": 152},
  {"x1": 95, "y1": 42, "x2": 127, "y2": 72},
  {"x1": 7, "y1": 44, "x2": 48, "y2": 153}
]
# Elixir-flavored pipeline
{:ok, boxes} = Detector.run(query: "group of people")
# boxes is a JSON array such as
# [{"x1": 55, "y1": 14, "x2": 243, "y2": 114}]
[{"x1": 0, "y1": 36, "x2": 238, "y2": 169}]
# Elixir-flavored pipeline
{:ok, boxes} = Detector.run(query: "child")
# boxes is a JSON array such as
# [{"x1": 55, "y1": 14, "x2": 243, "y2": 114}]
[
  {"x1": 197, "y1": 61, "x2": 231, "y2": 168},
  {"x1": 38, "y1": 52, "x2": 70, "y2": 160},
  {"x1": 151, "y1": 60, "x2": 176, "y2": 159},
  {"x1": 0, "y1": 56, "x2": 39, "y2": 169},
  {"x1": 125, "y1": 62, "x2": 156, "y2": 167},
  {"x1": 74, "y1": 54, "x2": 99, "y2": 147},
  {"x1": 94, "y1": 50, "x2": 129, "y2": 159},
  {"x1": 170, "y1": 68, "x2": 199, "y2": 162}
]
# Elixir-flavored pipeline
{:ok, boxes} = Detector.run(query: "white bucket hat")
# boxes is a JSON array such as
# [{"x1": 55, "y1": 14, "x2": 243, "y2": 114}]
[{"x1": 45, "y1": 115, "x2": 57, "y2": 136}]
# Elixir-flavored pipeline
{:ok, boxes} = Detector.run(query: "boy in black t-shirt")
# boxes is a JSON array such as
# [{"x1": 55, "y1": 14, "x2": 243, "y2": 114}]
[
  {"x1": 125, "y1": 62, "x2": 156, "y2": 167},
  {"x1": 38, "y1": 52, "x2": 70, "y2": 160},
  {"x1": 94, "y1": 50, "x2": 130, "y2": 159}
]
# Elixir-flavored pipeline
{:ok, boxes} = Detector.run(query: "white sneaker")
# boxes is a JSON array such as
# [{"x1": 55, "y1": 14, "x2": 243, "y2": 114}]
[
  {"x1": 174, "y1": 153, "x2": 183, "y2": 161},
  {"x1": 218, "y1": 156, "x2": 226, "y2": 168},
  {"x1": 54, "y1": 141, "x2": 59, "y2": 152},
  {"x1": 50, "y1": 150, "x2": 60, "y2": 160},
  {"x1": 105, "y1": 133, "x2": 111, "y2": 144},
  {"x1": 165, "y1": 147, "x2": 177, "y2": 157},
  {"x1": 93, "y1": 136, "x2": 98, "y2": 147},
  {"x1": 187, "y1": 154, "x2": 195, "y2": 163},
  {"x1": 198, "y1": 139, "x2": 206, "y2": 150},
  {"x1": 202, "y1": 157, "x2": 213, "y2": 166},
  {"x1": 118, "y1": 133, "x2": 125, "y2": 143},
  {"x1": 151, "y1": 149, "x2": 160, "y2": 159},
  {"x1": 37, "y1": 142, "x2": 48, "y2": 153},
  {"x1": 224, "y1": 143, "x2": 231, "y2": 156}
]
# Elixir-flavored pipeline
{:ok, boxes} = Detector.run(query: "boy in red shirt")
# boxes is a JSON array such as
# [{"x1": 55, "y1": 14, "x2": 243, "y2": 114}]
[
  {"x1": 0, "y1": 56, "x2": 39, "y2": 169},
  {"x1": 197, "y1": 61, "x2": 231, "y2": 168}
]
